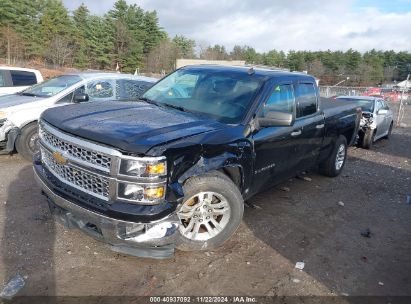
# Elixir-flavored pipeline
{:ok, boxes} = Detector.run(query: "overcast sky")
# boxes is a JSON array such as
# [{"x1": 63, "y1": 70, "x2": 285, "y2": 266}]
[{"x1": 62, "y1": 0, "x2": 411, "y2": 53}]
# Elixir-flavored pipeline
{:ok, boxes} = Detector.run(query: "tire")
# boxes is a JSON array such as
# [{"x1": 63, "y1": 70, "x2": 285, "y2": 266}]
[
  {"x1": 362, "y1": 128, "x2": 375, "y2": 149},
  {"x1": 383, "y1": 122, "x2": 393, "y2": 139},
  {"x1": 15, "y1": 122, "x2": 39, "y2": 162},
  {"x1": 319, "y1": 135, "x2": 347, "y2": 177},
  {"x1": 176, "y1": 171, "x2": 244, "y2": 251}
]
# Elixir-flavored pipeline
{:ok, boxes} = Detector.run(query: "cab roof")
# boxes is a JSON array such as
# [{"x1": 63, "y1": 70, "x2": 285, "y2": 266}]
[{"x1": 179, "y1": 64, "x2": 316, "y2": 82}]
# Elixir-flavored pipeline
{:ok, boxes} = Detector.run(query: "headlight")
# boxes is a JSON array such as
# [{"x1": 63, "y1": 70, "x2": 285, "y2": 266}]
[
  {"x1": 0, "y1": 111, "x2": 7, "y2": 120},
  {"x1": 0, "y1": 119, "x2": 15, "y2": 130},
  {"x1": 117, "y1": 182, "x2": 165, "y2": 204},
  {"x1": 119, "y1": 157, "x2": 166, "y2": 178}
]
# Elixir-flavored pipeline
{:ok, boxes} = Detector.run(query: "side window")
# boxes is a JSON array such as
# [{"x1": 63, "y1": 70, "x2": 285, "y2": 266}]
[
  {"x1": 295, "y1": 83, "x2": 317, "y2": 118},
  {"x1": 0, "y1": 72, "x2": 6, "y2": 87},
  {"x1": 86, "y1": 79, "x2": 114, "y2": 101},
  {"x1": 376, "y1": 100, "x2": 384, "y2": 111},
  {"x1": 116, "y1": 79, "x2": 153, "y2": 100},
  {"x1": 263, "y1": 84, "x2": 294, "y2": 116},
  {"x1": 57, "y1": 86, "x2": 85, "y2": 104},
  {"x1": 10, "y1": 70, "x2": 37, "y2": 86}
]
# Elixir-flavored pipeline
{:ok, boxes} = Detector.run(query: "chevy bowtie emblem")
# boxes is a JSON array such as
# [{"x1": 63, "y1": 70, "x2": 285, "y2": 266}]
[{"x1": 53, "y1": 151, "x2": 67, "y2": 165}]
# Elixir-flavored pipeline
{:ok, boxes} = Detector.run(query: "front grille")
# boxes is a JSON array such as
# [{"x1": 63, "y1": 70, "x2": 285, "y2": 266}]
[
  {"x1": 41, "y1": 146, "x2": 109, "y2": 200},
  {"x1": 39, "y1": 123, "x2": 112, "y2": 172}
]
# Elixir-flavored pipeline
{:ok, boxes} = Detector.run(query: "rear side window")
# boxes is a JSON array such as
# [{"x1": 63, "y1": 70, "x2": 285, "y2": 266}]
[
  {"x1": 0, "y1": 72, "x2": 6, "y2": 87},
  {"x1": 263, "y1": 84, "x2": 294, "y2": 115},
  {"x1": 295, "y1": 83, "x2": 317, "y2": 118},
  {"x1": 10, "y1": 70, "x2": 37, "y2": 86},
  {"x1": 116, "y1": 79, "x2": 154, "y2": 100}
]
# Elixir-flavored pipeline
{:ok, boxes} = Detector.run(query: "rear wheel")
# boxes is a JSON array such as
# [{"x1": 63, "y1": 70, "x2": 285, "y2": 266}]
[
  {"x1": 176, "y1": 172, "x2": 244, "y2": 251},
  {"x1": 362, "y1": 128, "x2": 375, "y2": 149},
  {"x1": 319, "y1": 135, "x2": 347, "y2": 177},
  {"x1": 15, "y1": 122, "x2": 39, "y2": 162}
]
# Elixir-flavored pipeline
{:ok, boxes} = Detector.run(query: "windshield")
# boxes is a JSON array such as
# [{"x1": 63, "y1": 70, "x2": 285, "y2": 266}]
[
  {"x1": 21, "y1": 75, "x2": 82, "y2": 98},
  {"x1": 337, "y1": 97, "x2": 374, "y2": 112},
  {"x1": 142, "y1": 68, "x2": 263, "y2": 123}
]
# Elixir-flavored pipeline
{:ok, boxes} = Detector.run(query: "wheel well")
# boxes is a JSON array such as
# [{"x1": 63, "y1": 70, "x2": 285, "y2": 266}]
[
  {"x1": 219, "y1": 166, "x2": 242, "y2": 191},
  {"x1": 20, "y1": 120, "x2": 38, "y2": 130},
  {"x1": 14, "y1": 121, "x2": 37, "y2": 148}
]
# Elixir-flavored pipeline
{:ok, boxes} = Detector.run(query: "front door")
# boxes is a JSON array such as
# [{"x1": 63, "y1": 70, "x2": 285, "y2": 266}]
[
  {"x1": 374, "y1": 99, "x2": 387, "y2": 138},
  {"x1": 251, "y1": 82, "x2": 302, "y2": 193}
]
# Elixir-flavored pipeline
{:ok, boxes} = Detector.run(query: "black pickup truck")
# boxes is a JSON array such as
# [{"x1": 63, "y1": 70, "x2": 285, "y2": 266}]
[{"x1": 33, "y1": 65, "x2": 361, "y2": 258}]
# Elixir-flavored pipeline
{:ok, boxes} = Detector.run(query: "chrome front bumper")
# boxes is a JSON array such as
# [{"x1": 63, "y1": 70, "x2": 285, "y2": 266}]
[{"x1": 34, "y1": 168, "x2": 180, "y2": 259}]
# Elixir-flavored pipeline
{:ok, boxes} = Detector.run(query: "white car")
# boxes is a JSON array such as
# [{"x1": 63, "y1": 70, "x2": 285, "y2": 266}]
[
  {"x1": 0, "y1": 72, "x2": 157, "y2": 160},
  {"x1": 336, "y1": 96, "x2": 394, "y2": 149},
  {"x1": 0, "y1": 66, "x2": 43, "y2": 95}
]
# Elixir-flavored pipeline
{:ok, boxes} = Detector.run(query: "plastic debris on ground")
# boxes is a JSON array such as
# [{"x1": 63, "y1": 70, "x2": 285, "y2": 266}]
[
  {"x1": 0, "y1": 275, "x2": 25, "y2": 299},
  {"x1": 338, "y1": 201, "x2": 345, "y2": 207},
  {"x1": 297, "y1": 176, "x2": 312, "y2": 182},
  {"x1": 361, "y1": 228, "x2": 371, "y2": 238},
  {"x1": 295, "y1": 262, "x2": 305, "y2": 270},
  {"x1": 245, "y1": 202, "x2": 262, "y2": 209}
]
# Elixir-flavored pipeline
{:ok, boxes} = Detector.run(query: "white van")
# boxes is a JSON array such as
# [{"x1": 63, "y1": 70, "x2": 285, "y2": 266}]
[{"x1": 0, "y1": 66, "x2": 43, "y2": 96}]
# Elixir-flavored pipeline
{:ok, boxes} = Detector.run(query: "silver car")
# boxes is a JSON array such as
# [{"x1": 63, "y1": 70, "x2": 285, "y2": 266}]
[
  {"x1": 336, "y1": 96, "x2": 394, "y2": 149},
  {"x1": 0, "y1": 73, "x2": 157, "y2": 160}
]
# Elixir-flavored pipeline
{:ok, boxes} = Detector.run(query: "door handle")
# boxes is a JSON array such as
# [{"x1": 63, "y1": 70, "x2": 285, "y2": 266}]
[
  {"x1": 316, "y1": 124, "x2": 325, "y2": 129},
  {"x1": 291, "y1": 130, "x2": 302, "y2": 137}
]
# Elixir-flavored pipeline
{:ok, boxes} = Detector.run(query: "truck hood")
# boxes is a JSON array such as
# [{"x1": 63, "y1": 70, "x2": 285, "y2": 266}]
[
  {"x1": 0, "y1": 93, "x2": 43, "y2": 109},
  {"x1": 41, "y1": 101, "x2": 224, "y2": 155}
]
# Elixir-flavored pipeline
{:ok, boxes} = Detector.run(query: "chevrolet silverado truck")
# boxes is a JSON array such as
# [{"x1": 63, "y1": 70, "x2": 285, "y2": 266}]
[{"x1": 33, "y1": 65, "x2": 361, "y2": 259}]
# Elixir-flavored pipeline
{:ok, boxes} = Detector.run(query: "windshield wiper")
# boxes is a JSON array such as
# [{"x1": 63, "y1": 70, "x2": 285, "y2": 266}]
[
  {"x1": 19, "y1": 92, "x2": 37, "y2": 97},
  {"x1": 139, "y1": 97, "x2": 160, "y2": 106},
  {"x1": 139, "y1": 98, "x2": 188, "y2": 113},
  {"x1": 161, "y1": 103, "x2": 187, "y2": 112}
]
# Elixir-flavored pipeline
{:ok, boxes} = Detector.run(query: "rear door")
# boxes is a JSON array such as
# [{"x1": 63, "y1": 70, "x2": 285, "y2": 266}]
[
  {"x1": 251, "y1": 81, "x2": 303, "y2": 192},
  {"x1": 293, "y1": 82, "x2": 325, "y2": 170}
]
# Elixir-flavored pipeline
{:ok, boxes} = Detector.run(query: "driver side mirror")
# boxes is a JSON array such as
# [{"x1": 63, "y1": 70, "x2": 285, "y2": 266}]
[
  {"x1": 377, "y1": 109, "x2": 388, "y2": 115},
  {"x1": 257, "y1": 111, "x2": 294, "y2": 128},
  {"x1": 73, "y1": 93, "x2": 89, "y2": 103}
]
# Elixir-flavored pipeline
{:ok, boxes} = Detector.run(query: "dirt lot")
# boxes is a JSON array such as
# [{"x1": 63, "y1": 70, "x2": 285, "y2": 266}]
[{"x1": 0, "y1": 106, "x2": 410, "y2": 298}]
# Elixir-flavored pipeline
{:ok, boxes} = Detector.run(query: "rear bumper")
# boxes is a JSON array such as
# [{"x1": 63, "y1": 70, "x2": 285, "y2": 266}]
[{"x1": 33, "y1": 167, "x2": 180, "y2": 259}]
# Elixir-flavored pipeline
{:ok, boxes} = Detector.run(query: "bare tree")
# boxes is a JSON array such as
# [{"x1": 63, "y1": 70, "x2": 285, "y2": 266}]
[
  {"x1": 145, "y1": 39, "x2": 178, "y2": 73},
  {"x1": 0, "y1": 25, "x2": 27, "y2": 64},
  {"x1": 46, "y1": 35, "x2": 74, "y2": 67}
]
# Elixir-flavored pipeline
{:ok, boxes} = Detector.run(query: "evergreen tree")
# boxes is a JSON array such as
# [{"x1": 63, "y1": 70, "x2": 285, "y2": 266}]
[{"x1": 172, "y1": 35, "x2": 196, "y2": 58}]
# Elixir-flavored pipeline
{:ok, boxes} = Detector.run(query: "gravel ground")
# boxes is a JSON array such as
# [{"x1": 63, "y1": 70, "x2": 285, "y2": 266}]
[{"x1": 0, "y1": 105, "x2": 410, "y2": 298}]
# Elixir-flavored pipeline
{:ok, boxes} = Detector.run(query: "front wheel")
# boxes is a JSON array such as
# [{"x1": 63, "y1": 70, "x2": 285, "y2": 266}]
[
  {"x1": 15, "y1": 122, "x2": 40, "y2": 162},
  {"x1": 383, "y1": 122, "x2": 393, "y2": 139},
  {"x1": 176, "y1": 172, "x2": 244, "y2": 251},
  {"x1": 362, "y1": 128, "x2": 375, "y2": 149},
  {"x1": 319, "y1": 135, "x2": 347, "y2": 177}
]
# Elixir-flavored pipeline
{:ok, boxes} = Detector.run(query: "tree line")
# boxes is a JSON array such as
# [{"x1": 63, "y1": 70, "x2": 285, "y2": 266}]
[{"x1": 0, "y1": 0, "x2": 410, "y2": 85}]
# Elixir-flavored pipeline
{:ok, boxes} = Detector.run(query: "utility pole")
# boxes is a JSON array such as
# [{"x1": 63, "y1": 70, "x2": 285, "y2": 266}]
[{"x1": 396, "y1": 74, "x2": 409, "y2": 127}]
